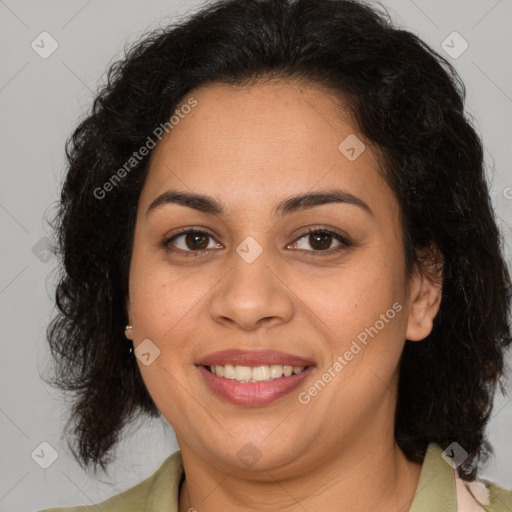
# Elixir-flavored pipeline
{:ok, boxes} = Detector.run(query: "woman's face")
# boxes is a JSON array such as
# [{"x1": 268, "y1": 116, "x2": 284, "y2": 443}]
[{"x1": 127, "y1": 80, "x2": 440, "y2": 477}]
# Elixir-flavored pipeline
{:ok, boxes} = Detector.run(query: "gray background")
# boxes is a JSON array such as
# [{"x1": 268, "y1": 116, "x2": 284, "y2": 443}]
[{"x1": 0, "y1": 0, "x2": 511, "y2": 510}]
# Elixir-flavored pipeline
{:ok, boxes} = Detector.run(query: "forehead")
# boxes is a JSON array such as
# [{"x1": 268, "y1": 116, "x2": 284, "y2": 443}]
[{"x1": 140, "y1": 80, "x2": 393, "y2": 218}]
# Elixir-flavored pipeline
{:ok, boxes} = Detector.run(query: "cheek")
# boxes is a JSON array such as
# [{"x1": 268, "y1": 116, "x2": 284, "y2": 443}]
[
  {"x1": 300, "y1": 264, "x2": 408, "y2": 411},
  {"x1": 128, "y1": 243, "x2": 215, "y2": 345},
  {"x1": 130, "y1": 266, "x2": 208, "y2": 346},
  {"x1": 128, "y1": 257, "x2": 209, "y2": 412},
  {"x1": 294, "y1": 257, "x2": 406, "y2": 349}
]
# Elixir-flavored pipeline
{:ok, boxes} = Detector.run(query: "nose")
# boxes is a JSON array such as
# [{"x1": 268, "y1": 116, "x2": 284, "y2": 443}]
[{"x1": 209, "y1": 245, "x2": 295, "y2": 332}]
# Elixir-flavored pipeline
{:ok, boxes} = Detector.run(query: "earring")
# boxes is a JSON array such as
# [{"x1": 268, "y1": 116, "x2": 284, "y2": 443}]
[{"x1": 125, "y1": 325, "x2": 133, "y2": 353}]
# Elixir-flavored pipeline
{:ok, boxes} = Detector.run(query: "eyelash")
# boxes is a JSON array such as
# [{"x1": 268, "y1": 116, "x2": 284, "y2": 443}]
[{"x1": 162, "y1": 227, "x2": 352, "y2": 258}]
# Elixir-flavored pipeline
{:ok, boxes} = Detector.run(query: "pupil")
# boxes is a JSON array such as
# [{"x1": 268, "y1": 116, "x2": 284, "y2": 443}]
[{"x1": 311, "y1": 233, "x2": 331, "y2": 250}]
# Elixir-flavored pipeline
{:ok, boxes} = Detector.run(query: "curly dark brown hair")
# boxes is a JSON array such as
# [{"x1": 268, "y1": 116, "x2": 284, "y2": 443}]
[{"x1": 46, "y1": 0, "x2": 512, "y2": 479}]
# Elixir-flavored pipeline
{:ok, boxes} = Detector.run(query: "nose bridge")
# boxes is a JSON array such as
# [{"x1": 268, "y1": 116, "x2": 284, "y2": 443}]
[{"x1": 209, "y1": 235, "x2": 294, "y2": 330}]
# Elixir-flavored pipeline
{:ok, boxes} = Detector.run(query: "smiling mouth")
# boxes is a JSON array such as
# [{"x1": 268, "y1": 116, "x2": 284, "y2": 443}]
[{"x1": 205, "y1": 364, "x2": 308, "y2": 382}]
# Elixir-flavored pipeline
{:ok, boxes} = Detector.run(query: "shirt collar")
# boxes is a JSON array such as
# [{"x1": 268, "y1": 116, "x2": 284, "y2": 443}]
[{"x1": 409, "y1": 443, "x2": 458, "y2": 512}]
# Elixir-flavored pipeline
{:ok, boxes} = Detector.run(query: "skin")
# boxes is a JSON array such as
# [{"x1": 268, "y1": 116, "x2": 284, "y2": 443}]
[{"x1": 125, "y1": 79, "x2": 442, "y2": 512}]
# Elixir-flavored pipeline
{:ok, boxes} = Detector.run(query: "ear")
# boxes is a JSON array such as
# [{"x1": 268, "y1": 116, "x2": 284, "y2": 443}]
[
  {"x1": 125, "y1": 297, "x2": 133, "y2": 340},
  {"x1": 406, "y1": 246, "x2": 443, "y2": 342}
]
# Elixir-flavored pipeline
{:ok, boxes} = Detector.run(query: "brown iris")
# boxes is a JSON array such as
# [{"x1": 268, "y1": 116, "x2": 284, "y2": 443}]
[
  {"x1": 308, "y1": 232, "x2": 332, "y2": 250},
  {"x1": 185, "y1": 232, "x2": 209, "y2": 250}
]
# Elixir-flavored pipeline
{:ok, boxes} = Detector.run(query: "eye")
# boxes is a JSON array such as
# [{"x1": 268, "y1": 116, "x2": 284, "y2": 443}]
[
  {"x1": 164, "y1": 229, "x2": 222, "y2": 256},
  {"x1": 163, "y1": 227, "x2": 351, "y2": 257},
  {"x1": 288, "y1": 228, "x2": 351, "y2": 253}
]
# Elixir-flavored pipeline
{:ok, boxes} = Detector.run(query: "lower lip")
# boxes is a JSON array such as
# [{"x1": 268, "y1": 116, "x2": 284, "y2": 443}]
[{"x1": 198, "y1": 365, "x2": 313, "y2": 406}]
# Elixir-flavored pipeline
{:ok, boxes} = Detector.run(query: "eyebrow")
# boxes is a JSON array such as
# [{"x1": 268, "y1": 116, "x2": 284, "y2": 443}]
[{"x1": 146, "y1": 188, "x2": 372, "y2": 217}]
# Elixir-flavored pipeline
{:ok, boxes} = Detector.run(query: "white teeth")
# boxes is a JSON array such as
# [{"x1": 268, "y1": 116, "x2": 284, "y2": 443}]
[
  {"x1": 224, "y1": 364, "x2": 235, "y2": 380},
  {"x1": 270, "y1": 364, "x2": 283, "y2": 379},
  {"x1": 235, "y1": 365, "x2": 252, "y2": 381},
  {"x1": 252, "y1": 365, "x2": 271, "y2": 381},
  {"x1": 208, "y1": 364, "x2": 307, "y2": 382}
]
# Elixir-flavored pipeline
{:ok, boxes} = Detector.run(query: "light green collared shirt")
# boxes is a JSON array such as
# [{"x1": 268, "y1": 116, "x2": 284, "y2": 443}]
[{"x1": 41, "y1": 444, "x2": 512, "y2": 512}]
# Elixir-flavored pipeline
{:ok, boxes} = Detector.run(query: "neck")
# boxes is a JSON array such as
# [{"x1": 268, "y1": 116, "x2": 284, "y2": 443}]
[{"x1": 177, "y1": 433, "x2": 422, "y2": 512}]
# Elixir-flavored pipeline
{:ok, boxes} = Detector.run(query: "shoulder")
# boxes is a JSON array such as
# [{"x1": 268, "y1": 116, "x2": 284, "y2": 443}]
[
  {"x1": 410, "y1": 443, "x2": 512, "y2": 512},
  {"x1": 456, "y1": 476, "x2": 512, "y2": 512},
  {"x1": 38, "y1": 451, "x2": 183, "y2": 512}
]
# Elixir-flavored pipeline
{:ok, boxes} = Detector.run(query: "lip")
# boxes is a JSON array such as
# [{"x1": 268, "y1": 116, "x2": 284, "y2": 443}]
[
  {"x1": 196, "y1": 349, "x2": 315, "y2": 407},
  {"x1": 197, "y1": 349, "x2": 315, "y2": 367},
  {"x1": 198, "y1": 365, "x2": 314, "y2": 406}
]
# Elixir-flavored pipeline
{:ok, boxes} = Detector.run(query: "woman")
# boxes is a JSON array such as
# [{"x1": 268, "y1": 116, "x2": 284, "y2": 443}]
[{"x1": 42, "y1": 0, "x2": 512, "y2": 510}]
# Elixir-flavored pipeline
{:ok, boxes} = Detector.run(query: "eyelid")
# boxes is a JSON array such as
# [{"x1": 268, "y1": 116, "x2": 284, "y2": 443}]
[
  {"x1": 162, "y1": 227, "x2": 222, "y2": 257},
  {"x1": 283, "y1": 228, "x2": 352, "y2": 259},
  {"x1": 290, "y1": 227, "x2": 351, "y2": 250}
]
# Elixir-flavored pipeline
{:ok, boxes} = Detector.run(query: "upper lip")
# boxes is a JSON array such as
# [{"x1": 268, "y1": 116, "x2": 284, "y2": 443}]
[{"x1": 197, "y1": 349, "x2": 315, "y2": 367}]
